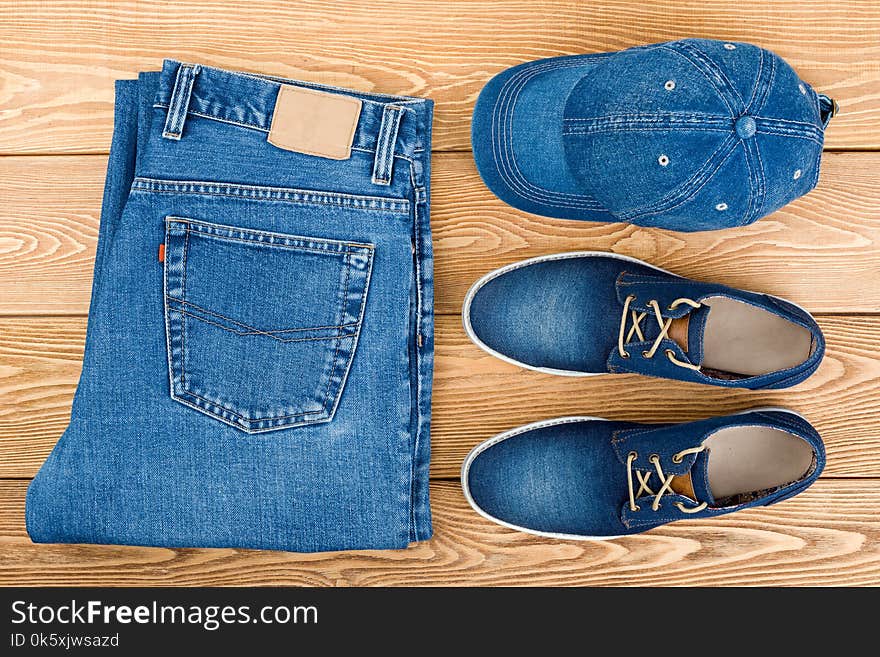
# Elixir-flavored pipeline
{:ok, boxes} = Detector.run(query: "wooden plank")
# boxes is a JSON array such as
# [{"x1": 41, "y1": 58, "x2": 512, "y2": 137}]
[
  {"x1": 0, "y1": 479, "x2": 877, "y2": 586},
  {"x1": 1, "y1": 315, "x2": 877, "y2": 479},
  {"x1": 0, "y1": 0, "x2": 877, "y2": 154},
  {"x1": 1, "y1": 152, "x2": 878, "y2": 316},
  {"x1": 431, "y1": 314, "x2": 880, "y2": 478},
  {"x1": 432, "y1": 151, "x2": 880, "y2": 314}
]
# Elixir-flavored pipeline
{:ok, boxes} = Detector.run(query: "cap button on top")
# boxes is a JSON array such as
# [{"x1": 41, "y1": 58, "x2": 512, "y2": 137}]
[{"x1": 735, "y1": 115, "x2": 757, "y2": 139}]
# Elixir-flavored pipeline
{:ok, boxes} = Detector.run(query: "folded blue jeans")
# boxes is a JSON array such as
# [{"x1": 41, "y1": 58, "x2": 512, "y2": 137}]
[{"x1": 26, "y1": 61, "x2": 435, "y2": 552}]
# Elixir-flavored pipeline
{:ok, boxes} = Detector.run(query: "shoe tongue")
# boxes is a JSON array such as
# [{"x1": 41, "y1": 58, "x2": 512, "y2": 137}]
[
  {"x1": 666, "y1": 304, "x2": 711, "y2": 364},
  {"x1": 671, "y1": 449, "x2": 715, "y2": 506}
]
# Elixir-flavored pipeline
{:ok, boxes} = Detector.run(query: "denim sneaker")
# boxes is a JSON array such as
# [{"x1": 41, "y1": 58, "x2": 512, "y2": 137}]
[
  {"x1": 471, "y1": 38, "x2": 836, "y2": 232},
  {"x1": 463, "y1": 252, "x2": 824, "y2": 389},
  {"x1": 462, "y1": 409, "x2": 824, "y2": 539}
]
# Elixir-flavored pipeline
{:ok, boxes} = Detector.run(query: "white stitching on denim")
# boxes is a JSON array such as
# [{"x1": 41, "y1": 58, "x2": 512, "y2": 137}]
[
  {"x1": 620, "y1": 133, "x2": 739, "y2": 220},
  {"x1": 167, "y1": 297, "x2": 359, "y2": 337},
  {"x1": 740, "y1": 139, "x2": 758, "y2": 223},
  {"x1": 743, "y1": 48, "x2": 765, "y2": 113},
  {"x1": 162, "y1": 65, "x2": 199, "y2": 139},
  {"x1": 749, "y1": 139, "x2": 767, "y2": 224},
  {"x1": 155, "y1": 103, "x2": 268, "y2": 133},
  {"x1": 319, "y1": 249, "x2": 351, "y2": 412},
  {"x1": 659, "y1": 45, "x2": 739, "y2": 116},
  {"x1": 162, "y1": 215, "x2": 374, "y2": 430},
  {"x1": 134, "y1": 177, "x2": 408, "y2": 213},
  {"x1": 563, "y1": 112, "x2": 728, "y2": 123},
  {"x1": 176, "y1": 309, "x2": 355, "y2": 344},
  {"x1": 754, "y1": 129, "x2": 823, "y2": 146},
  {"x1": 372, "y1": 105, "x2": 403, "y2": 185},
  {"x1": 167, "y1": 216, "x2": 373, "y2": 250},
  {"x1": 182, "y1": 227, "x2": 365, "y2": 257},
  {"x1": 665, "y1": 42, "x2": 745, "y2": 111},
  {"x1": 499, "y1": 60, "x2": 606, "y2": 205},
  {"x1": 325, "y1": 242, "x2": 375, "y2": 422},
  {"x1": 490, "y1": 57, "x2": 608, "y2": 208},
  {"x1": 181, "y1": 227, "x2": 189, "y2": 387}
]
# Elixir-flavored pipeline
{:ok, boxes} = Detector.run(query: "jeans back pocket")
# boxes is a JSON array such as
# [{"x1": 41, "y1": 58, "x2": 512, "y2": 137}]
[{"x1": 163, "y1": 217, "x2": 374, "y2": 433}]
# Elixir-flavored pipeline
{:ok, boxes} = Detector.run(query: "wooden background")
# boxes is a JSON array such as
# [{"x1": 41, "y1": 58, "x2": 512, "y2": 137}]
[{"x1": 1, "y1": 0, "x2": 878, "y2": 586}]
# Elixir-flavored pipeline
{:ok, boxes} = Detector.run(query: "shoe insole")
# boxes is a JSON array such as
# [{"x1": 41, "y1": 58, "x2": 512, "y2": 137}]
[
  {"x1": 702, "y1": 296, "x2": 813, "y2": 376},
  {"x1": 705, "y1": 425, "x2": 814, "y2": 499}
]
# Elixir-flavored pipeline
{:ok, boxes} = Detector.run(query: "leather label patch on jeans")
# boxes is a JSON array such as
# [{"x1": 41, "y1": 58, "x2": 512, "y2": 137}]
[{"x1": 268, "y1": 85, "x2": 362, "y2": 159}]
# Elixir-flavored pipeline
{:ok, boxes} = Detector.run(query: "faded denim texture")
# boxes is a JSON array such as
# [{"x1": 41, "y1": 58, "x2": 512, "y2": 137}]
[
  {"x1": 26, "y1": 61, "x2": 435, "y2": 552},
  {"x1": 471, "y1": 39, "x2": 835, "y2": 231},
  {"x1": 463, "y1": 252, "x2": 825, "y2": 389},
  {"x1": 463, "y1": 410, "x2": 825, "y2": 538}
]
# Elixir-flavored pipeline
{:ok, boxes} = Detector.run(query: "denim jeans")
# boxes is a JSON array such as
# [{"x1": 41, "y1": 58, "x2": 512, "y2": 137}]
[{"x1": 26, "y1": 61, "x2": 434, "y2": 552}]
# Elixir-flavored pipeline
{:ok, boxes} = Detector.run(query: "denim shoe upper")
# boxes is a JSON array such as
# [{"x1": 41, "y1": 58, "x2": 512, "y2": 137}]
[
  {"x1": 463, "y1": 410, "x2": 825, "y2": 538},
  {"x1": 472, "y1": 38, "x2": 836, "y2": 231},
  {"x1": 464, "y1": 253, "x2": 825, "y2": 389}
]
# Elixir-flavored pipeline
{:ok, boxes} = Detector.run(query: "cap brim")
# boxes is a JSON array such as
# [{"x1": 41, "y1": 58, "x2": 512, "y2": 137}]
[{"x1": 471, "y1": 54, "x2": 615, "y2": 222}]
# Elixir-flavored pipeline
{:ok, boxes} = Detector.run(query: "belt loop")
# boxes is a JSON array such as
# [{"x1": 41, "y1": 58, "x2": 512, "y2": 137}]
[
  {"x1": 162, "y1": 63, "x2": 201, "y2": 141},
  {"x1": 371, "y1": 105, "x2": 404, "y2": 185}
]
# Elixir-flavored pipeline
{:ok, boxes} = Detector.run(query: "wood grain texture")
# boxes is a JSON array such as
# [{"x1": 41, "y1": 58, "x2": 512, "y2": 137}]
[
  {"x1": 1, "y1": 314, "x2": 877, "y2": 479},
  {"x1": 1, "y1": 152, "x2": 878, "y2": 315},
  {"x1": 434, "y1": 152, "x2": 880, "y2": 314},
  {"x1": 1, "y1": 479, "x2": 877, "y2": 586},
  {"x1": 0, "y1": 0, "x2": 878, "y2": 153}
]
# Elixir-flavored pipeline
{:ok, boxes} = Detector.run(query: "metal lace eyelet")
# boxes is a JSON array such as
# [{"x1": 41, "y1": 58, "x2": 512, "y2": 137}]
[
  {"x1": 665, "y1": 348, "x2": 676, "y2": 359},
  {"x1": 621, "y1": 350, "x2": 631, "y2": 359},
  {"x1": 649, "y1": 454, "x2": 660, "y2": 463},
  {"x1": 642, "y1": 350, "x2": 651, "y2": 358},
  {"x1": 672, "y1": 453, "x2": 684, "y2": 464},
  {"x1": 632, "y1": 504, "x2": 641, "y2": 512}
]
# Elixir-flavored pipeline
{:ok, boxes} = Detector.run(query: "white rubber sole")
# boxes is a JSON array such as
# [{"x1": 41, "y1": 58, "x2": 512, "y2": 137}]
[
  {"x1": 460, "y1": 415, "x2": 624, "y2": 541},
  {"x1": 460, "y1": 251, "x2": 819, "y2": 377},
  {"x1": 460, "y1": 407, "x2": 813, "y2": 542}
]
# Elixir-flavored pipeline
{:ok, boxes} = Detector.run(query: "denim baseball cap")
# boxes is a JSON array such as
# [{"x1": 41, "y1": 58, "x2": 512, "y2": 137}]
[{"x1": 471, "y1": 39, "x2": 837, "y2": 232}]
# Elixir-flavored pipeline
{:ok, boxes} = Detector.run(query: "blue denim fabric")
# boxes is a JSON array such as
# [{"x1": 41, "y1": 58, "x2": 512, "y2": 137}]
[
  {"x1": 471, "y1": 39, "x2": 835, "y2": 231},
  {"x1": 26, "y1": 61, "x2": 435, "y2": 552},
  {"x1": 463, "y1": 410, "x2": 825, "y2": 538},
  {"x1": 463, "y1": 252, "x2": 824, "y2": 389}
]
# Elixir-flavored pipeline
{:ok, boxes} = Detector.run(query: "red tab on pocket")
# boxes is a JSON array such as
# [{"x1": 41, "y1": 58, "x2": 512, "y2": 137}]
[{"x1": 158, "y1": 243, "x2": 165, "y2": 262}]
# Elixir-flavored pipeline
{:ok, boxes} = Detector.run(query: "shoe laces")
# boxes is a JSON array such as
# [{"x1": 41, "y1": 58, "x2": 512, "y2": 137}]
[
  {"x1": 626, "y1": 447, "x2": 709, "y2": 513},
  {"x1": 617, "y1": 295, "x2": 702, "y2": 371}
]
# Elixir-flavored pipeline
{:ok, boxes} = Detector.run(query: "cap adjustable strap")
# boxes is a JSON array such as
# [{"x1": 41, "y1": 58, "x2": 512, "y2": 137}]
[
  {"x1": 818, "y1": 93, "x2": 838, "y2": 129},
  {"x1": 162, "y1": 63, "x2": 201, "y2": 141}
]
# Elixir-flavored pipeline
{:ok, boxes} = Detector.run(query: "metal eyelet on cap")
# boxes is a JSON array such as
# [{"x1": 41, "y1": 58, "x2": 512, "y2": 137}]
[
  {"x1": 793, "y1": 169, "x2": 802, "y2": 180},
  {"x1": 658, "y1": 154, "x2": 669, "y2": 166},
  {"x1": 664, "y1": 80, "x2": 676, "y2": 90},
  {"x1": 715, "y1": 202, "x2": 728, "y2": 211},
  {"x1": 724, "y1": 43, "x2": 736, "y2": 50}
]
